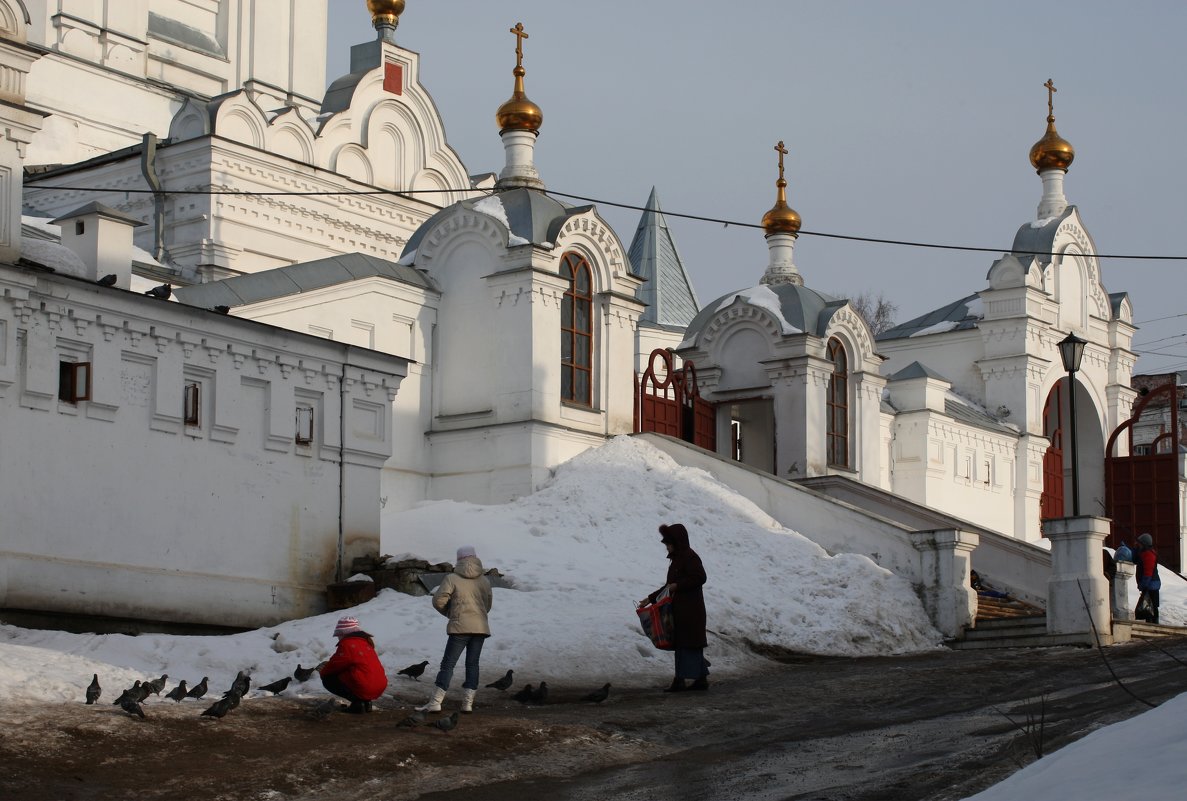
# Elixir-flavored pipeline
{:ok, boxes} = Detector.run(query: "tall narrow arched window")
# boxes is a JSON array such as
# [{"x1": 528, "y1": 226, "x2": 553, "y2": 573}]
[
  {"x1": 560, "y1": 252, "x2": 593, "y2": 406},
  {"x1": 827, "y1": 337, "x2": 849, "y2": 468}
]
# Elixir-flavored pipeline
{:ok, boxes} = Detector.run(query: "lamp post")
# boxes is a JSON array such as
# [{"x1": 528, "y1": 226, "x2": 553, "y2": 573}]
[{"x1": 1057, "y1": 332, "x2": 1087, "y2": 516}]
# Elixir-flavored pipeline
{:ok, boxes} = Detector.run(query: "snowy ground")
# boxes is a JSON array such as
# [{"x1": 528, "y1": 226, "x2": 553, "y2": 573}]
[{"x1": 1, "y1": 435, "x2": 1185, "y2": 799}]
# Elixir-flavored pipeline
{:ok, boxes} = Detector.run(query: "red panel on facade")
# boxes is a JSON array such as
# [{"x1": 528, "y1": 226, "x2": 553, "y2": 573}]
[{"x1": 384, "y1": 62, "x2": 403, "y2": 95}]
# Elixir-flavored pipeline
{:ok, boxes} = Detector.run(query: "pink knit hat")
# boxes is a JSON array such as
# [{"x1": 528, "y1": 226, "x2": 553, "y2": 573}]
[{"x1": 333, "y1": 616, "x2": 361, "y2": 637}]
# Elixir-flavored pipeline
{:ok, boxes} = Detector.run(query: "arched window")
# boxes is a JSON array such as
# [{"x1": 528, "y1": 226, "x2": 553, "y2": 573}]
[
  {"x1": 827, "y1": 337, "x2": 849, "y2": 468},
  {"x1": 561, "y1": 252, "x2": 593, "y2": 406}
]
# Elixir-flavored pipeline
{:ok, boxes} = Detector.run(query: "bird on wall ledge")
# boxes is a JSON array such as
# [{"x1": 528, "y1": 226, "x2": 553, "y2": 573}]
[{"x1": 144, "y1": 283, "x2": 171, "y2": 299}]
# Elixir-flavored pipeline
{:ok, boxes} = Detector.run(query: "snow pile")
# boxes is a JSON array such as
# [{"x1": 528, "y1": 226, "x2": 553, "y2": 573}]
[{"x1": 0, "y1": 436, "x2": 940, "y2": 705}]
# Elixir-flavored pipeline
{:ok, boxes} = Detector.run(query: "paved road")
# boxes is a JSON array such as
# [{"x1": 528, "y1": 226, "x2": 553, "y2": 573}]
[{"x1": 4, "y1": 639, "x2": 1186, "y2": 801}]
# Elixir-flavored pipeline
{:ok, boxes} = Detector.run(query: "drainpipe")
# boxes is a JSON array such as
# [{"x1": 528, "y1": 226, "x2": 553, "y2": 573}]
[
  {"x1": 139, "y1": 133, "x2": 168, "y2": 263},
  {"x1": 338, "y1": 350, "x2": 348, "y2": 583}
]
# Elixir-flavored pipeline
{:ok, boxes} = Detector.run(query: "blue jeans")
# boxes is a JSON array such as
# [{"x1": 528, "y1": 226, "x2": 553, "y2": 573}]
[{"x1": 434, "y1": 634, "x2": 486, "y2": 691}]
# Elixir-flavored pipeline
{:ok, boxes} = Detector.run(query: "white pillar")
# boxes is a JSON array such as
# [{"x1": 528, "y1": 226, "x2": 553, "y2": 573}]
[
  {"x1": 911, "y1": 528, "x2": 979, "y2": 638},
  {"x1": 1113, "y1": 560, "x2": 1135, "y2": 622},
  {"x1": 496, "y1": 129, "x2": 544, "y2": 190},
  {"x1": 1045, "y1": 516, "x2": 1111, "y2": 642},
  {"x1": 1037, "y1": 169, "x2": 1068, "y2": 219}
]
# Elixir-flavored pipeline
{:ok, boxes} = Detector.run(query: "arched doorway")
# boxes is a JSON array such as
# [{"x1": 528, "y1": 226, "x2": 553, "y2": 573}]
[{"x1": 1041, "y1": 378, "x2": 1106, "y2": 528}]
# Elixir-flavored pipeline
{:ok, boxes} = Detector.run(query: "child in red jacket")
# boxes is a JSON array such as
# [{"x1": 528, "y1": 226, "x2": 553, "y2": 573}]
[{"x1": 319, "y1": 616, "x2": 388, "y2": 713}]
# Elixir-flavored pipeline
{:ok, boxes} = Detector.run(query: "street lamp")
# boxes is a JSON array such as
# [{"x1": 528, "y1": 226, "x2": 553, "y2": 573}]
[{"x1": 1057, "y1": 332, "x2": 1087, "y2": 516}]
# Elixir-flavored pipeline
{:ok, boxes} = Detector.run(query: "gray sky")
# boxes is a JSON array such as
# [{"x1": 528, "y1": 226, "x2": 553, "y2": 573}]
[{"x1": 327, "y1": 1, "x2": 1187, "y2": 374}]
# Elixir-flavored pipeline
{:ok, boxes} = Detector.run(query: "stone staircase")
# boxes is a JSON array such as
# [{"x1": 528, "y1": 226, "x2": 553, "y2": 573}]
[{"x1": 952, "y1": 594, "x2": 1187, "y2": 649}]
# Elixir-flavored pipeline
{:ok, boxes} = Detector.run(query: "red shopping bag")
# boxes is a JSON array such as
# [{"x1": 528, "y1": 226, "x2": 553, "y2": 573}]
[{"x1": 637, "y1": 589, "x2": 675, "y2": 650}]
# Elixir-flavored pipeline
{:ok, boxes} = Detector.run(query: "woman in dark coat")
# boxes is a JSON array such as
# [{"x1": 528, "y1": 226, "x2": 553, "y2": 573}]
[{"x1": 643, "y1": 523, "x2": 709, "y2": 691}]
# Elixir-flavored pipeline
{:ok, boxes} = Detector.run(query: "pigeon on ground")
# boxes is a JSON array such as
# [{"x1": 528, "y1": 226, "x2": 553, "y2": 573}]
[
  {"x1": 186, "y1": 677, "x2": 209, "y2": 699},
  {"x1": 165, "y1": 680, "x2": 189, "y2": 702},
  {"x1": 229, "y1": 670, "x2": 251, "y2": 697},
  {"x1": 120, "y1": 698, "x2": 146, "y2": 719},
  {"x1": 96, "y1": 274, "x2": 118, "y2": 286},
  {"x1": 85, "y1": 674, "x2": 101, "y2": 704},
  {"x1": 145, "y1": 674, "x2": 168, "y2": 695},
  {"x1": 293, "y1": 663, "x2": 322, "y2": 683},
  {"x1": 220, "y1": 690, "x2": 243, "y2": 710},
  {"x1": 512, "y1": 684, "x2": 535, "y2": 703},
  {"x1": 581, "y1": 683, "x2": 611, "y2": 704},
  {"x1": 397, "y1": 660, "x2": 430, "y2": 681},
  {"x1": 531, "y1": 682, "x2": 549, "y2": 705},
  {"x1": 485, "y1": 669, "x2": 514, "y2": 691},
  {"x1": 396, "y1": 710, "x2": 426, "y2": 728},
  {"x1": 201, "y1": 695, "x2": 236, "y2": 719},
  {"x1": 113, "y1": 681, "x2": 143, "y2": 706},
  {"x1": 144, "y1": 283, "x2": 171, "y2": 299},
  {"x1": 258, "y1": 676, "x2": 291, "y2": 695},
  {"x1": 429, "y1": 711, "x2": 459, "y2": 733}
]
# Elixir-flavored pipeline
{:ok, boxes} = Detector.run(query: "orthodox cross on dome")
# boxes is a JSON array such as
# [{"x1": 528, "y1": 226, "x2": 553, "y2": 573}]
[
  {"x1": 774, "y1": 140, "x2": 788, "y2": 183},
  {"x1": 511, "y1": 22, "x2": 529, "y2": 68},
  {"x1": 1044, "y1": 78, "x2": 1057, "y2": 119}
]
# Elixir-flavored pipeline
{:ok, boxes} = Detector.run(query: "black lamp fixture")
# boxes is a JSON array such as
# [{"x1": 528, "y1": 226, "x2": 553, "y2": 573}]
[{"x1": 1057, "y1": 332, "x2": 1088, "y2": 516}]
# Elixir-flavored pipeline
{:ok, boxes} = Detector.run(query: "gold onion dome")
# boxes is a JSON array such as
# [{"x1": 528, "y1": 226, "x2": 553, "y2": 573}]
[
  {"x1": 762, "y1": 141, "x2": 801, "y2": 236},
  {"x1": 367, "y1": 0, "x2": 405, "y2": 27},
  {"x1": 496, "y1": 23, "x2": 543, "y2": 133},
  {"x1": 1029, "y1": 79, "x2": 1075, "y2": 172}
]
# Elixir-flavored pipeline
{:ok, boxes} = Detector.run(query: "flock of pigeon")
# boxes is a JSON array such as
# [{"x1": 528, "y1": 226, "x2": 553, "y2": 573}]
[
  {"x1": 84, "y1": 659, "x2": 612, "y2": 735},
  {"x1": 84, "y1": 662, "x2": 325, "y2": 721}
]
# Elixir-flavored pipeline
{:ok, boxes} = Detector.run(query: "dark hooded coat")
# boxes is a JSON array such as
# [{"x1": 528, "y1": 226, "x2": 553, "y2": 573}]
[{"x1": 649, "y1": 523, "x2": 707, "y2": 649}]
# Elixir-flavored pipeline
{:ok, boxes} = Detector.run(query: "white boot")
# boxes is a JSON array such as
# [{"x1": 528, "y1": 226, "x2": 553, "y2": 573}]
[
  {"x1": 416, "y1": 687, "x2": 446, "y2": 713},
  {"x1": 461, "y1": 689, "x2": 476, "y2": 713}
]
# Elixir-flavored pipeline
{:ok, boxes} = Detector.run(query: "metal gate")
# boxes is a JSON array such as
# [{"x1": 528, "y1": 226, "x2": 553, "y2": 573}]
[
  {"x1": 635, "y1": 349, "x2": 717, "y2": 452},
  {"x1": 1105, "y1": 383, "x2": 1182, "y2": 572}
]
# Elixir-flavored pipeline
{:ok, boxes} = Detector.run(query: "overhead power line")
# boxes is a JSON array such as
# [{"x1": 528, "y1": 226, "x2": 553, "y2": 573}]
[{"x1": 24, "y1": 182, "x2": 1187, "y2": 262}]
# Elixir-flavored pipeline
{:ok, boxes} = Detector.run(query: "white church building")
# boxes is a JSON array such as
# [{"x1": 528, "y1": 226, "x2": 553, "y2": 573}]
[{"x1": 0, "y1": 1, "x2": 1169, "y2": 638}]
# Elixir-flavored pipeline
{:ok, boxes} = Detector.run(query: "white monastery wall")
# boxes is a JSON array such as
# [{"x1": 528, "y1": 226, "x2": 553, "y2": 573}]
[{"x1": 0, "y1": 265, "x2": 405, "y2": 627}]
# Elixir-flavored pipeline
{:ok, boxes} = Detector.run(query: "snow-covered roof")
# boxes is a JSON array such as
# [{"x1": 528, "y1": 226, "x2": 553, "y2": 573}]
[
  {"x1": 173, "y1": 252, "x2": 439, "y2": 309},
  {"x1": 682, "y1": 282, "x2": 844, "y2": 347},
  {"x1": 876, "y1": 293, "x2": 983, "y2": 342}
]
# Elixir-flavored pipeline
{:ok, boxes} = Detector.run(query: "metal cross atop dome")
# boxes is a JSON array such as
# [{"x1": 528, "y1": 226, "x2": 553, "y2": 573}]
[
  {"x1": 1044, "y1": 78, "x2": 1057, "y2": 119},
  {"x1": 511, "y1": 22, "x2": 529, "y2": 68},
  {"x1": 775, "y1": 140, "x2": 788, "y2": 183}
]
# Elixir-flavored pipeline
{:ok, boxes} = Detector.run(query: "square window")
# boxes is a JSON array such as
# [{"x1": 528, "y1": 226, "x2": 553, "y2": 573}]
[{"x1": 58, "y1": 361, "x2": 92, "y2": 403}]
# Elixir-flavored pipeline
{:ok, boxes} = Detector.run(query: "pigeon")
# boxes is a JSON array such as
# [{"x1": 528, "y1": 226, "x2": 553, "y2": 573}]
[
  {"x1": 120, "y1": 697, "x2": 146, "y2": 719},
  {"x1": 212, "y1": 305, "x2": 231, "y2": 314},
  {"x1": 85, "y1": 674, "x2": 101, "y2": 704},
  {"x1": 144, "y1": 283, "x2": 171, "y2": 299},
  {"x1": 531, "y1": 682, "x2": 549, "y2": 705},
  {"x1": 186, "y1": 677, "x2": 209, "y2": 700},
  {"x1": 429, "y1": 711, "x2": 459, "y2": 733},
  {"x1": 293, "y1": 663, "x2": 321, "y2": 683},
  {"x1": 96, "y1": 274, "x2": 118, "y2": 286},
  {"x1": 485, "y1": 669, "x2": 514, "y2": 691},
  {"x1": 201, "y1": 695, "x2": 236, "y2": 719},
  {"x1": 145, "y1": 674, "x2": 168, "y2": 695},
  {"x1": 258, "y1": 676, "x2": 291, "y2": 695},
  {"x1": 396, "y1": 710, "x2": 426, "y2": 728},
  {"x1": 165, "y1": 680, "x2": 189, "y2": 702},
  {"x1": 397, "y1": 660, "x2": 430, "y2": 681},
  {"x1": 220, "y1": 690, "x2": 243, "y2": 710},
  {"x1": 229, "y1": 670, "x2": 251, "y2": 697},
  {"x1": 581, "y1": 683, "x2": 611, "y2": 704},
  {"x1": 113, "y1": 681, "x2": 143, "y2": 706},
  {"x1": 512, "y1": 684, "x2": 535, "y2": 703}
]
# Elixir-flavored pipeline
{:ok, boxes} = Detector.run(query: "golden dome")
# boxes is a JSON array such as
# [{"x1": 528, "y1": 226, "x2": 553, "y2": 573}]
[
  {"x1": 1029, "y1": 79, "x2": 1075, "y2": 173},
  {"x1": 367, "y1": 0, "x2": 405, "y2": 27},
  {"x1": 762, "y1": 141, "x2": 801, "y2": 236},
  {"x1": 496, "y1": 23, "x2": 543, "y2": 133}
]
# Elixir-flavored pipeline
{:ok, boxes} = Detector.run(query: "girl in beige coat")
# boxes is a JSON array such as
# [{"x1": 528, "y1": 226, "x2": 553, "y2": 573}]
[{"x1": 416, "y1": 545, "x2": 493, "y2": 713}]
